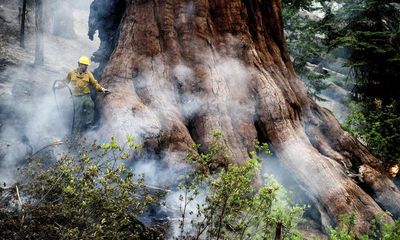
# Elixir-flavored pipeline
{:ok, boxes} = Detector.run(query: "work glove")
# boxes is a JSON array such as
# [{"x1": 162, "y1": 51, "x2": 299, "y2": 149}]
[
  {"x1": 54, "y1": 81, "x2": 66, "y2": 89},
  {"x1": 101, "y1": 87, "x2": 111, "y2": 94}
]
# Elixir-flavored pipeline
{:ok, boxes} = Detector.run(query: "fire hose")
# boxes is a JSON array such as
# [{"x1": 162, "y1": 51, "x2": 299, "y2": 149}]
[
  {"x1": 15, "y1": 81, "x2": 71, "y2": 158},
  {"x1": 29, "y1": 140, "x2": 65, "y2": 158},
  {"x1": 52, "y1": 80, "x2": 75, "y2": 135},
  {"x1": 10, "y1": 81, "x2": 70, "y2": 159},
  {"x1": 52, "y1": 80, "x2": 110, "y2": 135},
  {"x1": 18, "y1": 79, "x2": 74, "y2": 157},
  {"x1": 25, "y1": 80, "x2": 106, "y2": 158},
  {"x1": 30, "y1": 80, "x2": 110, "y2": 158}
]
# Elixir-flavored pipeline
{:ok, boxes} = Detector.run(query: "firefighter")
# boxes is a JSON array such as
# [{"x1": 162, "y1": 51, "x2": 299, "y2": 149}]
[{"x1": 57, "y1": 56, "x2": 110, "y2": 134}]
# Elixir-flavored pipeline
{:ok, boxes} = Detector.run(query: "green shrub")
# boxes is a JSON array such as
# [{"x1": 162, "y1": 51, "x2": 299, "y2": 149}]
[
  {"x1": 328, "y1": 213, "x2": 400, "y2": 240},
  {"x1": 177, "y1": 130, "x2": 305, "y2": 240},
  {"x1": 4, "y1": 136, "x2": 159, "y2": 240}
]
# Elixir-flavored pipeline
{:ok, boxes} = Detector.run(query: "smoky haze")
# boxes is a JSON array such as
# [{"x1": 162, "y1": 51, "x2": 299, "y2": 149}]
[
  {"x1": 1, "y1": 1, "x2": 323, "y2": 238},
  {"x1": 0, "y1": 0, "x2": 99, "y2": 184}
]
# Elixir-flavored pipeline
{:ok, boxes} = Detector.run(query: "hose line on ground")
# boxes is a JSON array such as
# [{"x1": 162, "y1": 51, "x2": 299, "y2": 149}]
[{"x1": 52, "y1": 80, "x2": 75, "y2": 135}]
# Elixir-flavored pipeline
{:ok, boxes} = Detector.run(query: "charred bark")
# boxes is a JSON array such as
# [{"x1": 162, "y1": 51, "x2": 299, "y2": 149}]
[
  {"x1": 88, "y1": 0, "x2": 126, "y2": 78},
  {"x1": 92, "y1": 0, "x2": 400, "y2": 234}
]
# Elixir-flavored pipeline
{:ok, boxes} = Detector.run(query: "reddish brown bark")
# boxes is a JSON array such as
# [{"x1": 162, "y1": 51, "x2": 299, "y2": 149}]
[{"x1": 94, "y1": 0, "x2": 400, "y2": 234}]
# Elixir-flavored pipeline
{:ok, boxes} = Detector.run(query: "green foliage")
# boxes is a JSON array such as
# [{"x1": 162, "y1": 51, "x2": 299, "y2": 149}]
[
  {"x1": 283, "y1": 7, "x2": 324, "y2": 72},
  {"x1": 283, "y1": 0, "x2": 400, "y2": 167},
  {"x1": 328, "y1": 213, "x2": 400, "y2": 240},
  {"x1": 381, "y1": 220, "x2": 400, "y2": 239},
  {"x1": 178, "y1": 130, "x2": 305, "y2": 240},
  {"x1": 326, "y1": 0, "x2": 400, "y2": 106},
  {"x1": 344, "y1": 102, "x2": 400, "y2": 165},
  {"x1": 3, "y1": 131, "x2": 400, "y2": 239},
  {"x1": 327, "y1": 213, "x2": 359, "y2": 240},
  {"x1": 326, "y1": 0, "x2": 400, "y2": 167},
  {"x1": 305, "y1": 72, "x2": 332, "y2": 101},
  {"x1": 322, "y1": 0, "x2": 400, "y2": 175},
  {"x1": 282, "y1": 1, "x2": 331, "y2": 101},
  {"x1": 282, "y1": 0, "x2": 313, "y2": 11},
  {"x1": 16, "y1": 135, "x2": 157, "y2": 240}
]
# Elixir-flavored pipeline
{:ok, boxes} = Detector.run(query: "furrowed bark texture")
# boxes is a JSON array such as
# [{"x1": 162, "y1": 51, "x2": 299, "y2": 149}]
[{"x1": 93, "y1": 0, "x2": 400, "y2": 233}]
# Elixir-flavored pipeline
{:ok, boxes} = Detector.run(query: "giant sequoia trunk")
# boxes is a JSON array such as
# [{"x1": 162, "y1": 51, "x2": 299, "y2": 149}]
[{"x1": 93, "y1": 0, "x2": 400, "y2": 234}]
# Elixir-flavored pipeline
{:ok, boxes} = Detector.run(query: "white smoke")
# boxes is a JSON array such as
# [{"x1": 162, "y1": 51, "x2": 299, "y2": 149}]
[
  {"x1": 1, "y1": 2, "x2": 309, "y2": 237},
  {"x1": 0, "y1": 0, "x2": 98, "y2": 184},
  {"x1": 164, "y1": 189, "x2": 208, "y2": 239}
]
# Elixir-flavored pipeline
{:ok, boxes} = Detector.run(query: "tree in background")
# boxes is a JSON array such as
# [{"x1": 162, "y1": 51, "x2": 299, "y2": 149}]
[
  {"x1": 282, "y1": 0, "x2": 400, "y2": 168},
  {"x1": 282, "y1": 0, "x2": 332, "y2": 101},
  {"x1": 325, "y1": 0, "x2": 400, "y2": 166},
  {"x1": 326, "y1": 0, "x2": 400, "y2": 107},
  {"x1": 19, "y1": 0, "x2": 27, "y2": 48},
  {"x1": 34, "y1": 0, "x2": 44, "y2": 66},
  {"x1": 49, "y1": 0, "x2": 76, "y2": 39}
]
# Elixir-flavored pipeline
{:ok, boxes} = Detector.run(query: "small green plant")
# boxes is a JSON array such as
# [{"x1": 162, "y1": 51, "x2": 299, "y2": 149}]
[
  {"x1": 328, "y1": 213, "x2": 400, "y2": 240},
  {"x1": 327, "y1": 213, "x2": 358, "y2": 240},
  {"x1": 381, "y1": 220, "x2": 400, "y2": 239},
  {"x1": 344, "y1": 102, "x2": 400, "y2": 166},
  {"x1": 177, "y1": 130, "x2": 305, "y2": 240}
]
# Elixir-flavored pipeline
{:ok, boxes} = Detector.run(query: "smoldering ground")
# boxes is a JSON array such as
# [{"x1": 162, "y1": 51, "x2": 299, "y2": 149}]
[{"x1": 0, "y1": 62, "x2": 79, "y2": 183}]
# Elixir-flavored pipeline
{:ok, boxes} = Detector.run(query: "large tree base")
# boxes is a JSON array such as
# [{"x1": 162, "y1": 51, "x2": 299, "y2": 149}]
[{"x1": 91, "y1": 0, "x2": 400, "y2": 234}]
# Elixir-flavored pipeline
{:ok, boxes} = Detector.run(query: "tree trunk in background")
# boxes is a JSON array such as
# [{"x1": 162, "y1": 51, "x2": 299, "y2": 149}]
[
  {"x1": 19, "y1": 0, "x2": 27, "y2": 48},
  {"x1": 93, "y1": 0, "x2": 400, "y2": 234},
  {"x1": 34, "y1": 0, "x2": 44, "y2": 66},
  {"x1": 48, "y1": 0, "x2": 76, "y2": 38}
]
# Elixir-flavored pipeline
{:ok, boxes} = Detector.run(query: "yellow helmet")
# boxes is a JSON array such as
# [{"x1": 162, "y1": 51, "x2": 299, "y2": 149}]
[{"x1": 78, "y1": 56, "x2": 91, "y2": 66}]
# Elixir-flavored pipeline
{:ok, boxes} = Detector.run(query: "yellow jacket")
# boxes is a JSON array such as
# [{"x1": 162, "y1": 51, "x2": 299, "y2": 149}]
[{"x1": 65, "y1": 70, "x2": 103, "y2": 95}]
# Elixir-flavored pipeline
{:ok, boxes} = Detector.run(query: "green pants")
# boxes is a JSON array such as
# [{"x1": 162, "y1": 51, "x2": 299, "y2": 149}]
[{"x1": 72, "y1": 94, "x2": 94, "y2": 134}]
